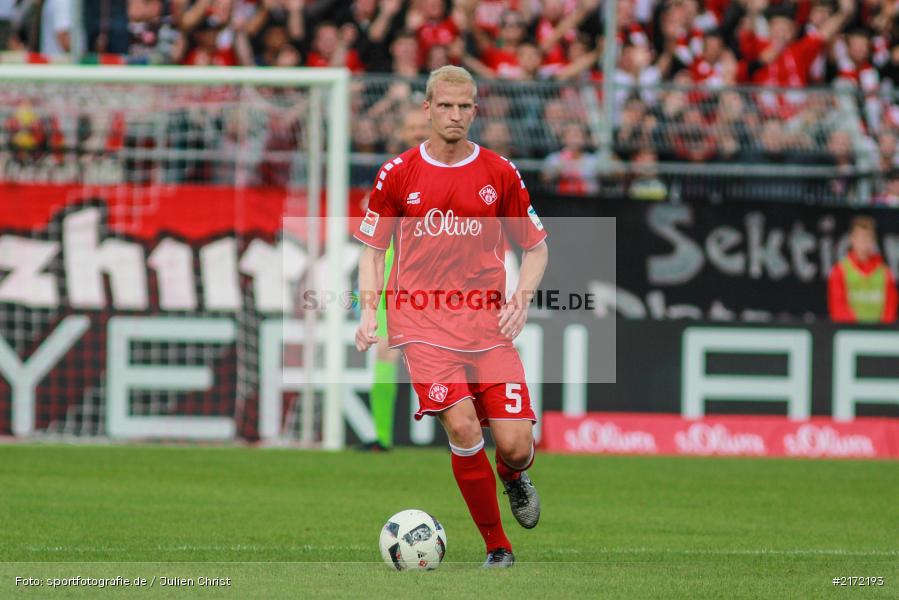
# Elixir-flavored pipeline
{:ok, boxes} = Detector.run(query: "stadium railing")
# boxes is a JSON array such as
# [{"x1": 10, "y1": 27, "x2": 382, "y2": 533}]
[{"x1": 0, "y1": 67, "x2": 885, "y2": 205}]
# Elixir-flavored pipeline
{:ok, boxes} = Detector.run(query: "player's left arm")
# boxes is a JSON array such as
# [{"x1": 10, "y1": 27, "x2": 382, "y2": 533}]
[
  {"x1": 497, "y1": 159, "x2": 549, "y2": 339},
  {"x1": 499, "y1": 240, "x2": 548, "y2": 338}
]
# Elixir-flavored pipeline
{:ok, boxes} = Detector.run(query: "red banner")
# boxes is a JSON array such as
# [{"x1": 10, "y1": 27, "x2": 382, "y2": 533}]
[
  {"x1": 542, "y1": 413, "x2": 899, "y2": 459},
  {"x1": 0, "y1": 183, "x2": 369, "y2": 439},
  {"x1": 0, "y1": 183, "x2": 369, "y2": 239}
]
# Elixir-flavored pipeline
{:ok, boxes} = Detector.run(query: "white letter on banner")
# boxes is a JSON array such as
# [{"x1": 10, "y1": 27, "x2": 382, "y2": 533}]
[
  {"x1": 240, "y1": 239, "x2": 306, "y2": 313},
  {"x1": 0, "y1": 316, "x2": 90, "y2": 436},
  {"x1": 682, "y1": 328, "x2": 811, "y2": 419},
  {"x1": 106, "y1": 317, "x2": 236, "y2": 439},
  {"x1": 833, "y1": 331, "x2": 899, "y2": 421},
  {"x1": 259, "y1": 319, "x2": 372, "y2": 442},
  {"x1": 200, "y1": 238, "x2": 241, "y2": 311},
  {"x1": 148, "y1": 238, "x2": 197, "y2": 311},
  {"x1": 0, "y1": 236, "x2": 60, "y2": 308},
  {"x1": 63, "y1": 208, "x2": 148, "y2": 310}
]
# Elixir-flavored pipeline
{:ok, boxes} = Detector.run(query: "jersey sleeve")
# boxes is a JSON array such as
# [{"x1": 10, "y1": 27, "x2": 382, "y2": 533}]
[
  {"x1": 795, "y1": 32, "x2": 825, "y2": 75},
  {"x1": 883, "y1": 267, "x2": 898, "y2": 324},
  {"x1": 827, "y1": 262, "x2": 855, "y2": 323},
  {"x1": 353, "y1": 158, "x2": 404, "y2": 250},
  {"x1": 499, "y1": 158, "x2": 548, "y2": 250}
]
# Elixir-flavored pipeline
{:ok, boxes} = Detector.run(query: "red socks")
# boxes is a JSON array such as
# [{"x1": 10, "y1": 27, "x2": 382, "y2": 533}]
[
  {"x1": 450, "y1": 440, "x2": 511, "y2": 553},
  {"x1": 495, "y1": 443, "x2": 535, "y2": 482}
]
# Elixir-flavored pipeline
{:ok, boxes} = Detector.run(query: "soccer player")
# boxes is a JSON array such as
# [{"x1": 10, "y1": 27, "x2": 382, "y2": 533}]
[{"x1": 354, "y1": 65, "x2": 548, "y2": 568}]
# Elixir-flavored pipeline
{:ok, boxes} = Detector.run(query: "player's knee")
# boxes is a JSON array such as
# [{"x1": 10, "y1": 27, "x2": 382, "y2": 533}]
[
  {"x1": 498, "y1": 444, "x2": 531, "y2": 469},
  {"x1": 497, "y1": 430, "x2": 533, "y2": 468},
  {"x1": 441, "y1": 412, "x2": 481, "y2": 448}
]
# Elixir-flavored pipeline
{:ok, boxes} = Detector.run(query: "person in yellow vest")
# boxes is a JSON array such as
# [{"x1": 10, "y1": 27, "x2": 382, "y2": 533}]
[{"x1": 828, "y1": 216, "x2": 897, "y2": 323}]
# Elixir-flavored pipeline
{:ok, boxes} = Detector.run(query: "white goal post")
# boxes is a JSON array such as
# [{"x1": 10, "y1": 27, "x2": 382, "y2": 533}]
[{"x1": 0, "y1": 65, "x2": 350, "y2": 449}]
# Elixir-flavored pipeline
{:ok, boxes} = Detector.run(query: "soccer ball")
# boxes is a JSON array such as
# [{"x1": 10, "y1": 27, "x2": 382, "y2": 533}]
[{"x1": 379, "y1": 509, "x2": 447, "y2": 571}]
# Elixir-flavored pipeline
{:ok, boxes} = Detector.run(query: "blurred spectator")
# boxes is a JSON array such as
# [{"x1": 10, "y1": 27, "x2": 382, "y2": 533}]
[
  {"x1": 462, "y1": 8, "x2": 531, "y2": 79},
  {"x1": 306, "y1": 21, "x2": 364, "y2": 72},
  {"x1": 1, "y1": 0, "x2": 38, "y2": 51},
  {"x1": 878, "y1": 131, "x2": 899, "y2": 171},
  {"x1": 530, "y1": 98, "x2": 569, "y2": 157},
  {"x1": 689, "y1": 29, "x2": 737, "y2": 86},
  {"x1": 553, "y1": 31, "x2": 602, "y2": 82},
  {"x1": 615, "y1": 0, "x2": 649, "y2": 48},
  {"x1": 627, "y1": 148, "x2": 668, "y2": 201},
  {"x1": 472, "y1": 0, "x2": 519, "y2": 39},
  {"x1": 126, "y1": 0, "x2": 179, "y2": 64},
  {"x1": 880, "y1": 40, "x2": 899, "y2": 87},
  {"x1": 367, "y1": 80, "x2": 416, "y2": 125},
  {"x1": 674, "y1": 107, "x2": 717, "y2": 162},
  {"x1": 714, "y1": 90, "x2": 756, "y2": 150},
  {"x1": 7, "y1": 0, "x2": 899, "y2": 202},
  {"x1": 0, "y1": 1, "x2": 11, "y2": 49},
  {"x1": 835, "y1": 29, "x2": 881, "y2": 131},
  {"x1": 615, "y1": 97, "x2": 652, "y2": 158},
  {"x1": 541, "y1": 123, "x2": 601, "y2": 195},
  {"x1": 534, "y1": 0, "x2": 599, "y2": 76},
  {"x1": 81, "y1": 0, "x2": 128, "y2": 55},
  {"x1": 424, "y1": 42, "x2": 452, "y2": 72},
  {"x1": 352, "y1": 116, "x2": 381, "y2": 153},
  {"x1": 874, "y1": 174, "x2": 899, "y2": 207},
  {"x1": 479, "y1": 120, "x2": 516, "y2": 157},
  {"x1": 828, "y1": 215, "x2": 897, "y2": 323},
  {"x1": 411, "y1": 0, "x2": 461, "y2": 68},
  {"x1": 825, "y1": 128, "x2": 855, "y2": 197},
  {"x1": 513, "y1": 41, "x2": 547, "y2": 81},
  {"x1": 235, "y1": 8, "x2": 301, "y2": 67},
  {"x1": 258, "y1": 100, "x2": 304, "y2": 187},
  {"x1": 614, "y1": 44, "x2": 661, "y2": 112},
  {"x1": 385, "y1": 103, "x2": 431, "y2": 155},
  {"x1": 178, "y1": 0, "x2": 233, "y2": 35},
  {"x1": 335, "y1": 0, "x2": 403, "y2": 72},
  {"x1": 181, "y1": 17, "x2": 236, "y2": 65},
  {"x1": 739, "y1": 0, "x2": 853, "y2": 89},
  {"x1": 41, "y1": 0, "x2": 78, "y2": 55},
  {"x1": 232, "y1": 0, "x2": 304, "y2": 67},
  {"x1": 388, "y1": 28, "x2": 420, "y2": 77}
]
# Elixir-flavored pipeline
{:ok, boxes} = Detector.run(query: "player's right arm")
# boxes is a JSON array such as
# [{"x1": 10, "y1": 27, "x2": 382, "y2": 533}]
[
  {"x1": 356, "y1": 245, "x2": 386, "y2": 352},
  {"x1": 827, "y1": 261, "x2": 855, "y2": 323},
  {"x1": 353, "y1": 156, "x2": 404, "y2": 351}
]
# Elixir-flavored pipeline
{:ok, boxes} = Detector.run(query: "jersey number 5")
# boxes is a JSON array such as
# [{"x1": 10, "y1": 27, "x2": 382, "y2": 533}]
[{"x1": 505, "y1": 383, "x2": 522, "y2": 414}]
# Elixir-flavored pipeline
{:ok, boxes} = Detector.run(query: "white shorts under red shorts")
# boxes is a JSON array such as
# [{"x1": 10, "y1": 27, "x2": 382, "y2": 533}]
[{"x1": 401, "y1": 342, "x2": 537, "y2": 426}]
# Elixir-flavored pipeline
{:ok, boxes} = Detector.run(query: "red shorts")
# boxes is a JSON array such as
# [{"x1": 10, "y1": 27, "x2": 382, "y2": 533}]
[{"x1": 401, "y1": 343, "x2": 536, "y2": 426}]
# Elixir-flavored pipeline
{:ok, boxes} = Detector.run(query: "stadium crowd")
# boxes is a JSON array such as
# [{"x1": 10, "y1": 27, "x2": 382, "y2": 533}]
[{"x1": 2, "y1": 0, "x2": 899, "y2": 203}]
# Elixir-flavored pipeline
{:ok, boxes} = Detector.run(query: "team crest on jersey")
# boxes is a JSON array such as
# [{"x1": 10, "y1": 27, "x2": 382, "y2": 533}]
[
  {"x1": 479, "y1": 184, "x2": 498, "y2": 205},
  {"x1": 407, "y1": 191, "x2": 421, "y2": 205},
  {"x1": 428, "y1": 383, "x2": 449, "y2": 403},
  {"x1": 360, "y1": 209, "x2": 379, "y2": 236}
]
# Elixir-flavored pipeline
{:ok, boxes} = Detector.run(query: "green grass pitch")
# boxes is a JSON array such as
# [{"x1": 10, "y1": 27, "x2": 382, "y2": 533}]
[{"x1": 1, "y1": 444, "x2": 897, "y2": 599}]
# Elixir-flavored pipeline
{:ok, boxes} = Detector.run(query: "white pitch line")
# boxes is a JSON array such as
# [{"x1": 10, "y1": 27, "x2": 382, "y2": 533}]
[
  {"x1": 22, "y1": 546, "x2": 898, "y2": 559},
  {"x1": 592, "y1": 547, "x2": 899, "y2": 558}
]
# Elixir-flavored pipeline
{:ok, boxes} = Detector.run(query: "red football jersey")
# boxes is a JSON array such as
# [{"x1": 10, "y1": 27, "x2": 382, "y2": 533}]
[
  {"x1": 751, "y1": 32, "x2": 824, "y2": 87},
  {"x1": 354, "y1": 142, "x2": 547, "y2": 351},
  {"x1": 417, "y1": 19, "x2": 460, "y2": 67}
]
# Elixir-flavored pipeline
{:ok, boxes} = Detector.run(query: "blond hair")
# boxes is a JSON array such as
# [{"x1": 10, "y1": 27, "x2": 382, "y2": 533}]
[
  {"x1": 425, "y1": 65, "x2": 477, "y2": 102},
  {"x1": 851, "y1": 215, "x2": 876, "y2": 233}
]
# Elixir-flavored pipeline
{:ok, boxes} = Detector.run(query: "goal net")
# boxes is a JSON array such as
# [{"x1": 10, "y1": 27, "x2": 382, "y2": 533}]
[{"x1": 0, "y1": 65, "x2": 349, "y2": 448}]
